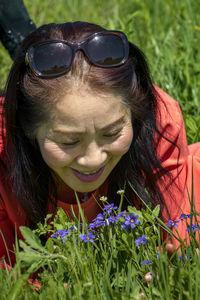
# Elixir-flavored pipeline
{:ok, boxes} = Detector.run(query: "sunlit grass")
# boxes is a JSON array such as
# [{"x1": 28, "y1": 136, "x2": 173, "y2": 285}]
[
  {"x1": 0, "y1": 0, "x2": 199, "y2": 143},
  {"x1": 0, "y1": 1, "x2": 200, "y2": 298},
  {"x1": 1, "y1": 194, "x2": 200, "y2": 299}
]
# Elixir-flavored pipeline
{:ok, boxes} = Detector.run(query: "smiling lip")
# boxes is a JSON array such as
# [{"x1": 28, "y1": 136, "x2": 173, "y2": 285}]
[{"x1": 71, "y1": 166, "x2": 105, "y2": 182}]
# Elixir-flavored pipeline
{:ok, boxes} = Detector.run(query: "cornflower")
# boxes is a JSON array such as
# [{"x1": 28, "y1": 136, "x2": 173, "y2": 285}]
[
  {"x1": 186, "y1": 224, "x2": 198, "y2": 232},
  {"x1": 105, "y1": 215, "x2": 117, "y2": 226},
  {"x1": 51, "y1": 229, "x2": 71, "y2": 242},
  {"x1": 115, "y1": 211, "x2": 127, "y2": 221},
  {"x1": 134, "y1": 235, "x2": 147, "y2": 246},
  {"x1": 140, "y1": 260, "x2": 152, "y2": 265},
  {"x1": 79, "y1": 231, "x2": 96, "y2": 243},
  {"x1": 122, "y1": 213, "x2": 140, "y2": 230},
  {"x1": 103, "y1": 203, "x2": 118, "y2": 215},
  {"x1": 89, "y1": 213, "x2": 105, "y2": 229},
  {"x1": 179, "y1": 254, "x2": 190, "y2": 260},
  {"x1": 179, "y1": 213, "x2": 190, "y2": 220},
  {"x1": 166, "y1": 219, "x2": 180, "y2": 228}
]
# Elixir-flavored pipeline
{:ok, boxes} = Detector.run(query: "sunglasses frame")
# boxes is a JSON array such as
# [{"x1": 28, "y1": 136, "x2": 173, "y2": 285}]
[{"x1": 25, "y1": 30, "x2": 129, "y2": 78}]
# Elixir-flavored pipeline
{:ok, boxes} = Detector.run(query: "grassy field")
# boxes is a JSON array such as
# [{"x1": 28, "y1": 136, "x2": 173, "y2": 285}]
[
  {"x1": 0, "y1": 0, "x2": 200, "y2": 143},
  {"x1": 2, "y1": 196, "x2": 200, "y2": 299},
  {"x1": 0, "y1": 0, "x2": 200, "y2": 298}
]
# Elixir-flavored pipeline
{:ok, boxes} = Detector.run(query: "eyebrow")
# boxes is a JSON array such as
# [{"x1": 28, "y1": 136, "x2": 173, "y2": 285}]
[
  {"x1": 52, "y1": 116, "x2": 125, "y2": 136},
  {"x1": 100, "y1": 116, "x2": 125, "y2": 131}
]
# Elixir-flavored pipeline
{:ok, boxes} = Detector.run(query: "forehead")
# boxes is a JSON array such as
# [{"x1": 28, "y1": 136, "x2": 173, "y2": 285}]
[{"x1": 51, "y1": 88, "x2": 130, "y2": 127}]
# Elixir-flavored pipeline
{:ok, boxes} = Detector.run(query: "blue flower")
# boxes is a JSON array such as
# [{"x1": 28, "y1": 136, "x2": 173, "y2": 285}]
[
  {"x1": 166, "y1": 220, "x2": 180, "y2": 228},
  {"x1": 89, "y1": 220, "x2": 104, "y2": 229},
  {"x1": 156, "y1": 251, "x2": 160, "y2": 259},
  {"x1": 134, "y1": 235, "x2": 147, "y2": 246},
  {"x1": 186, "y1": 224, "x2": 198, "y2": 232},
  {"x1": 51, "y1": 229, "x2": 71, "y2": 242},
  {"x1": 79, "y1": 231, "x2": 96, "y2": 243},
  {"x1": 94, "y1": 213, "x2": 105, "y2": 221},
  {"x1": 69, "y1": 225, "x2": 78, "y2": 231},
  {"x1": 103, "y1": 203, "x2": 118, "y2": 214},
  {"x1": 179, "y1": 256, "x2": 184, "y2": 260},
  {"x1": 121, "y1": 224, "x2": 130, "y2": 232},
  {"x1": 115, "y1": 211, "x2": 127, "y2": 221},
  {"x1": 140, "y1": 260, "x2": 152, "y2": 265},
  {"x1": 179, "y1": 254, "x2": 191, "y2": 265},
  {"x1": 122, "y1": 213, "x2": 140, "y2": 230},
  {"x1": 105, "y1": 215, "x2": 117, "y2": 226},
  {"x1": 179, "y1": 213, "x2": 190, "y2": 220},
  {"x1": 89, "y1": 213, "x2": 105, "y2": 229}
]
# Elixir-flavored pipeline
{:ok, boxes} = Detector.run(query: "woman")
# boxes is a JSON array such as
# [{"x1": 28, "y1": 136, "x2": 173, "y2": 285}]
[{"x1": 0, "y1": 21, "x2": 200, "y2": 267}]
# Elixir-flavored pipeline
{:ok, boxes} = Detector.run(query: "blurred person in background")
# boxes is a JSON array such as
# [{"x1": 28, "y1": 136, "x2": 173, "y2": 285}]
[{"x1": 0, "y1": 0, "x2": 36, "y2": 59}]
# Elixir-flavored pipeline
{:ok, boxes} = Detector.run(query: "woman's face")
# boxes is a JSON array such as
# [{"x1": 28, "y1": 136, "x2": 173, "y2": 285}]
[{"x1": 36, "y1": 88, "x2": 133, "y2": 192}]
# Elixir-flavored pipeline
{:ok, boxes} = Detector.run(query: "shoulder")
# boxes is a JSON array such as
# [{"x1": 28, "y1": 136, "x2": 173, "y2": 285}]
[
  {"x1": 154, "y1": 86, "x2": 189, "y2": 164},
  {"x1": 154, "y1": 86, "x2": 183, "y2": 129},
  {"x1": 154, "y1": 85, "x2": 179, "y2": 106},
  {"x1": 154, "y1": 86, "x2": 185, "y2": 143}
]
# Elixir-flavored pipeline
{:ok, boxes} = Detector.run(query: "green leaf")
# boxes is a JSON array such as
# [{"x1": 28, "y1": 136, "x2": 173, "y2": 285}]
[
  {"x1": 152, "y1": 205, "x2": 160, "y2": 219},
  {"x1": 34, "y1": 213, "x2": 53, "y2": 236},
  {"x1": 54, "y1": 207, "x2": 70, "y2": 223},
  {"x1": 121, "y1": 232, "x2": 129, "y2": 245},
  {"x1": 17, "y1": 251, "x2": 42, "y2": 265},
  {"x1": 20, "y1": 226, "x2": 46, "y2": 252},
  {"x1": 18, "y1": 239, "x2": 32, "y2": 251},
  {"x1": 45, "y1": 236, "x2": 54, "y2": 252},
  {"x1": 18, "y1": 240, "x2": 47, "y2": 266}
]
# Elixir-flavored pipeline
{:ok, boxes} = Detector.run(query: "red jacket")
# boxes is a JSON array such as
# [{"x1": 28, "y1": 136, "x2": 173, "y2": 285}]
[{"x1": 1, "y1": 87, "x2": 200, "y2": 266}]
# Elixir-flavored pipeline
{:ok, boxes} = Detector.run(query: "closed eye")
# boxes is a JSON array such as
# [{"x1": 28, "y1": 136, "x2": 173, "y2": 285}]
[
  {"x1": 103, "y1": 130, "x2": 121, "y2": 138},
  {"x1": 60, "y1": 141, "x2": 79, "y2": 146}
]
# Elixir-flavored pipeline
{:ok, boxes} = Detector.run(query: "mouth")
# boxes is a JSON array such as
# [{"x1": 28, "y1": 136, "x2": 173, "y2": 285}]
[{"x1": 71, "y1": 166, "x2": 105, "y2": 182}]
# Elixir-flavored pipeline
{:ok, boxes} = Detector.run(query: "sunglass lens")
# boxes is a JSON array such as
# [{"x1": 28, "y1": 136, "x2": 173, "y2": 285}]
[
  {"x1": 34, "y1": 43, "x2": 73, "y2": 75},
  {"x1": 86, "y1": 35, "x2": 125, "y2": 66}
]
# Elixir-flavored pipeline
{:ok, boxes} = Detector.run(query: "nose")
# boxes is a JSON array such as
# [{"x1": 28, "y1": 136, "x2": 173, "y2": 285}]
[{"x1": 76, "y1": 141, "x2": 107, "y2": 169}]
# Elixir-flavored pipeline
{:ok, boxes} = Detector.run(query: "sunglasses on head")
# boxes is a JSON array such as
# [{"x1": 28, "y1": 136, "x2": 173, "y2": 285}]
[{"x1": 25, "y1": 30, "x2": 129, "y2": 78}]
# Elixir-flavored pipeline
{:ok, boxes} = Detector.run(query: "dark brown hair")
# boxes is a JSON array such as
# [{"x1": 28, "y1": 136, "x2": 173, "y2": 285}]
[{"x1": 4, "y1": 21, "x2": 175, "y2": 225}]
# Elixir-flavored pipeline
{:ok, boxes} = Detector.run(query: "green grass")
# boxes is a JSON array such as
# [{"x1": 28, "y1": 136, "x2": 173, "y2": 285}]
[
  {"x1": 2, "y1": 197, "x2": 200, "y2": 300},
  {"x1": 0, "y1": 0, "x2": 200, "y2": 142},
  {"x1": 0, "y1": 0, "x2": 200, "y2": 298}
]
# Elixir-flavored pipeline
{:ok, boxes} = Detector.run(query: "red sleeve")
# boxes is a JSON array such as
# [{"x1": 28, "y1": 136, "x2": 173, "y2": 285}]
[
  {"x1": 156, "y1": 86, "x2": 189, "y2": 195},
  {"x1": 0, "y1": 101, "x2": 18, "y2": 266},
  {"x1": 0, "y1": 195, "x2": 16, "y2": 266},
  {"x1": 155, "y1": 87, "x2": 200, "y2": 246},
  {"x1": 0, "y1": 97, "x2": 7, "y2": 165},
  {"x1": 0, "y1": 97, "x2": 15, "y2": 265},
  {"x1": 0, "y1": 161, "x2": 26, "y2": 267}
]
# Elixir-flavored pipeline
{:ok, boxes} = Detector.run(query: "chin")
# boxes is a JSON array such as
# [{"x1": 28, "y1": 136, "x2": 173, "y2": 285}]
[
  {"x1": 71, "y1": 179, "x2": 106, "y2": 193},
  {"x1": 73, "y1": 184, "x2": 101, "y2": 193}
]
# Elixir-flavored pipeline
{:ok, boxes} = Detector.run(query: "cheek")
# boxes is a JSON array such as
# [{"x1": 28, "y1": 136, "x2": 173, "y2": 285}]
[
  {"x1": 39, "y1": 141, "x2": 75, "y2": 167},
  {"x1": 109, "y1": 129, "x2": 133, "y2": 156}
]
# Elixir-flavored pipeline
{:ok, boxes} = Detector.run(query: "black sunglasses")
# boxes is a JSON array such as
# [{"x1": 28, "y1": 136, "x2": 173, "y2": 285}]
[{"x1": 25, "y1": 30, "x2": 129, "y2": 78}]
